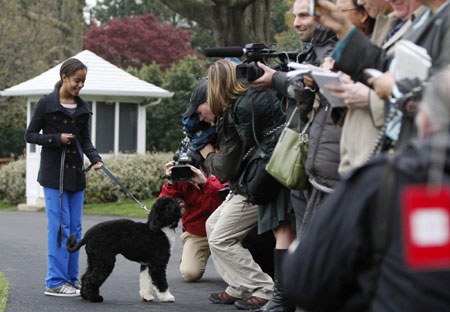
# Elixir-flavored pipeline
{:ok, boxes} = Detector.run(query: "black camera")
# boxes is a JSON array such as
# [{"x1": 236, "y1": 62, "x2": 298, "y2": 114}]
[
  {"x1": 171, "y1": 137, "x2": 202, "y2": 183},
  {"x1": 236, "y1": 63, "x2": 266, "y2": 82},
  {"x1": 203, "y1": 43, "x2": 298, "y2": 82}
]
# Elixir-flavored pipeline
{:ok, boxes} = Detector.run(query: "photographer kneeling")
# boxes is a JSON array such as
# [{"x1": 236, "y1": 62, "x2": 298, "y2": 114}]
[
  {"x1": 159, "y1": 159, "x2": 226, "y2": 282},
  {"x1": 158, "y1": 81, "x2": 227, "y2": 282}
]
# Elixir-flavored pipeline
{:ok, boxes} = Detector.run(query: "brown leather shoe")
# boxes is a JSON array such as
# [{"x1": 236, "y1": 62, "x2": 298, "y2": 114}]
[
  {"x1": 209, "y1": 291, "x2": 239, "y2": 304},
  {"x1": 234, "y1": 296, "x2": 269, "y2": 310}
]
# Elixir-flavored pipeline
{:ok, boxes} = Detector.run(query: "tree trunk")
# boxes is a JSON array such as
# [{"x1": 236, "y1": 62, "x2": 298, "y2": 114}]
[{"x1": 160, "y1": 0, "x2": 274, "y2": 47}]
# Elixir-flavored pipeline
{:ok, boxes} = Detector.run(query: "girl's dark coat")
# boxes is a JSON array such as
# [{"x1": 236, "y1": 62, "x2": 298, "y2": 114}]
[{"x1": 25, "y1": 88, "x2": 102, "y2": 191}]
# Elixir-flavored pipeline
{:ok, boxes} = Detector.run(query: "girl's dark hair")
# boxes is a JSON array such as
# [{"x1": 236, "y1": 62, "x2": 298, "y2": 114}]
[{"x1": 54, "y1": 58, "x2": 87, "y2": 89}]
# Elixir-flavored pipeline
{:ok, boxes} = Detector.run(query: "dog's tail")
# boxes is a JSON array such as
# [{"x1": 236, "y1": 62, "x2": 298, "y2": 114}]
[{"x1": 66, "y1": 235, "x2": 86, "y2": 253}]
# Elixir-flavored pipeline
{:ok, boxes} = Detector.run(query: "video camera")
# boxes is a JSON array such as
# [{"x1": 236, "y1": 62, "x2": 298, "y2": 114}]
[
  {"x1": 203, "y1": 43, "x2": 298, "y2": 82},
  {"x1": 171, "y1": 136, "x2": 203, "y2": 183}
]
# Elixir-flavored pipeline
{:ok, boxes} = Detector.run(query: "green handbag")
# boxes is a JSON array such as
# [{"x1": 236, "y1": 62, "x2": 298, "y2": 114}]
[{"x1": 266, "y1": 107, "x2": 312, "y2": 190}]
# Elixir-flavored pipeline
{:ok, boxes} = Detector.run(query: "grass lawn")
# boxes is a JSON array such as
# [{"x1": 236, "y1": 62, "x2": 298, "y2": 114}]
[
  {"x1": 0, "y1": 271, "x2": 7, "y2": 312},
  {"x1": 83, "y1": 198, "x2": 157, "y2": 218},
  {"x1": 0, "y1": 198, "x2": 157, "y2": 218},
  {"x1": 0, "y1": 202, "x2": 16, "y2": 211}
]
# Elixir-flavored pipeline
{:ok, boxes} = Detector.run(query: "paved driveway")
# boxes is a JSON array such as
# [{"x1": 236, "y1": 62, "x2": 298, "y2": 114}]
[{"x1": 0, "y1": 210, "x2": 238, "y2": 312}]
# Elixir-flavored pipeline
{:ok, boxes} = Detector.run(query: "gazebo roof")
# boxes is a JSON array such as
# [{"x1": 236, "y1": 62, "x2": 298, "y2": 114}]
[{"x1": 0, "y1": 50, "x2": 173, "y2": 98}]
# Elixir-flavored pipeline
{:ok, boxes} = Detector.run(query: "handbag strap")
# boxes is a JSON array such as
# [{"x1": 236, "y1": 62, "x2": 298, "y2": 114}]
[
  {"x1": 282, "y1": 105, "x2": 314, "y2": 137},
  {"x1": 286, "y1": 107, "x2": 298, "y2": 128},
  {"x1": 300, "y1": 109, "x2": 314, "y2": 136}
]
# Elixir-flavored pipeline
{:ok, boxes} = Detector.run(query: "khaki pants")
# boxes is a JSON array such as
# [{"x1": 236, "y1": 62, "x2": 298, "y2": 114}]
[
  {"x1": 206, "y1": 194, "x2": 273, "y2": 300},
  {"x1": 179, "y1": 231, "x2": 210, "y2": 282}
]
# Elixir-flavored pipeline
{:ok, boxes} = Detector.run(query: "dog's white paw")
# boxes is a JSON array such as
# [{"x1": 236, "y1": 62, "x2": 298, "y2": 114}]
[
  {"x1": 156, "y1": 290, "x2": 175, "y2": 302},
  {"x1": 141, "y1": 294, "x2": 154, "y2": 302},
  {"x1": 139, "y1": 287, "x2": 154, "y2": 302}
]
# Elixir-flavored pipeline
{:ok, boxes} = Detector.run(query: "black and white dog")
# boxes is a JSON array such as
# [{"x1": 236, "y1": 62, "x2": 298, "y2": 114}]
[{"x1": 66, "y1": 196, "x2": 183, "y2": 303}]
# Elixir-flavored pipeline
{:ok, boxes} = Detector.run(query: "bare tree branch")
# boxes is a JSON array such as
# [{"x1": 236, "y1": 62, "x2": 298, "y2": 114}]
[
  {"x1": 160, "y1": 0, "x2": 271, "y2": 46},
  {"x1": 213, "y1": 0, "x2": 255, "y2": 6},
  {"x1": 25, "y1": 10, "x2": 73, "y2": 35}
]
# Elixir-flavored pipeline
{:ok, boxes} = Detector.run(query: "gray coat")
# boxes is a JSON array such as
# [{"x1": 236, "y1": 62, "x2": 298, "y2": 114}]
[
  {"x1": 305, "y1": 95, "x2": 342, "y2": 188},
  {"x1": 273, "y1": 27, "x2": 341, "y2": 189}
]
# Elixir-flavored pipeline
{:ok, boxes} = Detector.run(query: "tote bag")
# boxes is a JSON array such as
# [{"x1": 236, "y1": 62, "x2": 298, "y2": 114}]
[{"x1": 266, "y1": 107, "x2": 311, "y2": 190}]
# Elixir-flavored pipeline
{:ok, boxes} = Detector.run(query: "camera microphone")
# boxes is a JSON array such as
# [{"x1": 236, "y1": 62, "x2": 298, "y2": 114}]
[{"x1": 203, "y1": 47, "x2": 246, "y2": 58}]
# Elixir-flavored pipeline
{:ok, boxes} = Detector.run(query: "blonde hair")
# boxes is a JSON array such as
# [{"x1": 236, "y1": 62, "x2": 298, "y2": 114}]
[{"x1": 207, "y1": 60, "x2": 247, "y2": 117}]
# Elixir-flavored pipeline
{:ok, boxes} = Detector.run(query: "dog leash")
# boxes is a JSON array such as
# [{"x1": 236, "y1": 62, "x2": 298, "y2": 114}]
[
  {"x1": 75, "y1": 138, "x2": 149, "y2": 212},
  {"x1": 86, "y1": 164, "x2": 149, "y2": 212},
  {"x1": 57, "y1": 145, "x2": 67, "y2": 247}
]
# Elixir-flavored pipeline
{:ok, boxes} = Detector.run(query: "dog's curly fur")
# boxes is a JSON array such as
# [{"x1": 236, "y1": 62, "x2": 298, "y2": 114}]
[{"x1": 66, "y1": 196, "x2": 183, "y2": 303}]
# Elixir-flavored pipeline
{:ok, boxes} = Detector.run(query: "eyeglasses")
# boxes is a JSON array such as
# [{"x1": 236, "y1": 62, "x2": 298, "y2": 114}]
[{"x1": 339, "y1": 7, "x2": 359, "y2": 12}]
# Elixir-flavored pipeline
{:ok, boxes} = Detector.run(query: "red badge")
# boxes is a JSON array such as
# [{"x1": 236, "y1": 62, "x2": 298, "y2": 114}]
[{"x1": 402, "y1": 185, "x2": 450, "y2": 270}]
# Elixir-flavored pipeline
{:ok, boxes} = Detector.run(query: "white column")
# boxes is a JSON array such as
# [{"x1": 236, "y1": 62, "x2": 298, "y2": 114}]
[
  {"x1": 114, "y1": 101, "x2": 119, "y2": 155},
  {"x1": 91, "y1": 100, "x2": 97, "y2": 147},
  {"x1": 137, "y1": 104, "x2": 146, "y2": 154},
  {"x1": 25, "y1": 99, "x2": 43, "y2": 205}
]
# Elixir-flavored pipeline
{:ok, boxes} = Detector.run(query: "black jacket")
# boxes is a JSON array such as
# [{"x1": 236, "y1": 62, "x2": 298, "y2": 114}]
[
  {"x1": 204, "y1": 111, "x2": 245, "y2": 195},
  {"x1": 204, "y1": 89, "x2": 284, "y2": 195},
  {"x1": 25, "y1": 88, "x2": 101, "y2": 191},
  {"x1": 231, "y1": 88, "x2": 285, "y2": 150},
  {"x1": 283, "y1": 131, "x2": 450, "y2": 311}
]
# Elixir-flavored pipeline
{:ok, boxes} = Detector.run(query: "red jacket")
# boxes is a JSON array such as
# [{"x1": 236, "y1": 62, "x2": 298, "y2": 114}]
[{"x1": 158, "y1": 177, "x2": 226, "y2": 237}]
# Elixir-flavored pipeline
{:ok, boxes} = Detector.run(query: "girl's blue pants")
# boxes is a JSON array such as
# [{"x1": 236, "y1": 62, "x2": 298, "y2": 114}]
[{"x1": 43, "y1": 187, "x2": 84, "y2": 288}]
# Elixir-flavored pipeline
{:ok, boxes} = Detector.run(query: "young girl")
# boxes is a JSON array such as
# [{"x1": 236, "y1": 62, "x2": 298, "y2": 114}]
[{"x1": 25, "y1": 58, "x2": 103, "y2": 297}]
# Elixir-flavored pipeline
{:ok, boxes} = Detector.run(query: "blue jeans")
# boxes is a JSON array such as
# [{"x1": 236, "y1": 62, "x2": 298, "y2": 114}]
[{"x1": 43, "y1": 187, "x2": 84, "y2": 288}]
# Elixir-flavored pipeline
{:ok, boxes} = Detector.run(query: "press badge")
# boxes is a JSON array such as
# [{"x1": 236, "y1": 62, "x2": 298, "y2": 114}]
[{"x1": 402, "y1": 185, "x2": 450, "y2": 270}]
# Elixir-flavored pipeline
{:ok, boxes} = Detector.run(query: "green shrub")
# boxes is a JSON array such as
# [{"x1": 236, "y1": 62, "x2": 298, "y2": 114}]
[
  {"x1": 84, "y1": 152, "x2": 172, "y2": 204},
  {"x1": 0, "y1": 153, "x2": 171, "y2": 205},
  {"x1": 0, "y1": 157, "x2": 26, "y2": 205}
]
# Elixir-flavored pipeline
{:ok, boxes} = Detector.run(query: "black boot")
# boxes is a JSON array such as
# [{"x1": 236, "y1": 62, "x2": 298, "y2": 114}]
[{"x1": 252, "y1": 249, "x2": 295, "y2": 312}]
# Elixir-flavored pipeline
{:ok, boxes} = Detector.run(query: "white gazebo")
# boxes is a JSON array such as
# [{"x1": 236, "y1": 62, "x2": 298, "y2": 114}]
[{"x1": 0, "y1": 50, "x2": 173, "y2": 208}]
